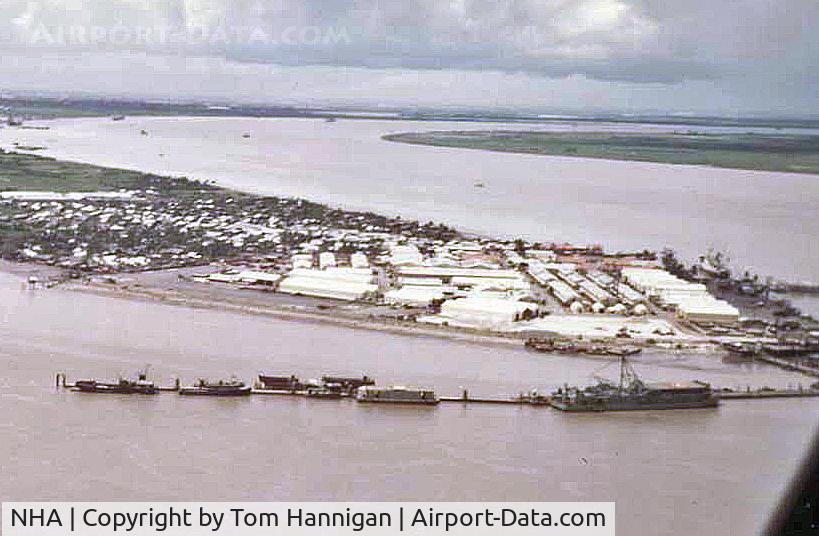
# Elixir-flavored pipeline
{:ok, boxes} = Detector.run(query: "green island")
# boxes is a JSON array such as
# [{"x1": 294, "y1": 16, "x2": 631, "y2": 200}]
[{"x1": 383, "y1": 130, "x2": 819, "y2": 175}]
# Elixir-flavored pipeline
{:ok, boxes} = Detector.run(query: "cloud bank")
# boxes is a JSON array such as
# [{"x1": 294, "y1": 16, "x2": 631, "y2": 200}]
[{"x1": 1, "y1": 1, "x2": 817, "y2": 112}]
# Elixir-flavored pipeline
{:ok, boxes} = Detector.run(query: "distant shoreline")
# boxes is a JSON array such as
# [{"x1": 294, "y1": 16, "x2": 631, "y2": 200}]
[
  {"x1": 383, "y1": 131, "x2": 819, "y2": 176},
  {"x1": 6, "y1": 95, "x2": 819, "y2": 130}
]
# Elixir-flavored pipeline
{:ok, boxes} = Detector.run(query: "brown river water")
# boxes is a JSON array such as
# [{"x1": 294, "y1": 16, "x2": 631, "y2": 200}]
[{"x1": 1, "y1": 272, "x2": 817, "y2": 535}]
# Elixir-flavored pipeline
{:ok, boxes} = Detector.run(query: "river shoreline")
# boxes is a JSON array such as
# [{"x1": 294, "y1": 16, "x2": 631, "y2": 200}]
[{"x1": 3, "y1": 258, "x2": 728, "y2": 357}]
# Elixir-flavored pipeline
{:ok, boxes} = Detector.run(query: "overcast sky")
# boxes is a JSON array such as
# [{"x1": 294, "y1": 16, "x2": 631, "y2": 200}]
[{"x1": 1, "y1": 1, "x2": 817, "y2": 115}]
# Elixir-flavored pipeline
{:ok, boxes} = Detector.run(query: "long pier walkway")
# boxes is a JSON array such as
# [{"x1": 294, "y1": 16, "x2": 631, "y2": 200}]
[{"x1": 55, "y1": 373, "x2": 819, "y2": 405}]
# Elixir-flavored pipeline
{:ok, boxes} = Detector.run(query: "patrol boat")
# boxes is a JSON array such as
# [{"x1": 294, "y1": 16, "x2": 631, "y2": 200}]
[
  {"x1": 356, "y1": 385, "x2": 438, "y2": 405},
  {"x1": 550, "y1": 357, "x2": 718, "y2": 412},
  {"x1": 74, "y1": 369, "x2": 157, "y2": 394}
]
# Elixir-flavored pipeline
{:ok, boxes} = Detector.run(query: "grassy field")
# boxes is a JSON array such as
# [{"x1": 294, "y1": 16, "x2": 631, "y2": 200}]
[
  {"x1": 0, "y1": 150, "x2": 213, "y2": 194},
  {"x1": 383, "y1": 131, "x2": 819, "y2": 175}
]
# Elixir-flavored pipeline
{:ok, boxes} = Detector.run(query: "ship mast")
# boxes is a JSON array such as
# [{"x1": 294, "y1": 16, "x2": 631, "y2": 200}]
[
  {"x1": 618, "y1": 356, "x2": 641, "y2": 391},
  {"x1": 619, "y1": 356, "x2": 626, "y2": 390}
]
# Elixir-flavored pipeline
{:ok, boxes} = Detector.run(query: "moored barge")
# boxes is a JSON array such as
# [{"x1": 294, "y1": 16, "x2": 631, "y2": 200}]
[
  {"x1": 321, "y1": 375, "x2": 375, "y2": 393},
  {"x1": 356, "y1": 385, "x2": 438, "y2": 405},
  {"x1": 257, "y1": 374, "x2": 304, "y2": 391},
  {"x1": 525, "y1": 338, "x2": 642, "y2": 357},
  {"x1": 179, "y1": 378, "x2": 251, "y2": 396}
]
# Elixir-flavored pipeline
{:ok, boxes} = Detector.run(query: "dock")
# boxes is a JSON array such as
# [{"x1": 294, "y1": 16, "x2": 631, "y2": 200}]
[
  {"x1": 715, "y1": 389, "x2": 819, "y2": 400},
  {"x1": 756, "y1": 356, "x2": 819, "y2": 378},
  {"x1": 56, "y1": 373, "x2": 819, "y2": 405},
  {"x1": 439, "y1": 395, "x2": 533, "y2": 405}
]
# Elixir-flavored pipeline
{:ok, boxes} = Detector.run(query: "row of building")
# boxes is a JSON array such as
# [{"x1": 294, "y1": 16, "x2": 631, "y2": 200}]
[
  {"x1": 525, "y1": 259, "x2": 649, "y2": 315},
  {"x1": 621, "y1": 268, "x2": 740, "y2": 324}
]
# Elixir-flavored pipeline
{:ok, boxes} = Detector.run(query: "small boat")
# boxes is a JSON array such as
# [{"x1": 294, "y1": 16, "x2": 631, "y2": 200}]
[
  {"x1": 74, "y1": 370, "x2": 157, "y2": 394},
  {"x1": 722, "y1": 341, "x2": 760, "y2": 356},
  {"x1": 111, "y1": 115, "x2": 125, "y2": 121},
  {"x1": 524, "y1": 338, "x2": 584, "y2": 354},
  {"x1": 356, "y1": 385, "x2": 438, "y2": 405},
  {"x1": 179, "y1": 378, "x2": 251, "y2": 396},
  {"x1": 762, "y1": 342, "x2": 815, "y2": 357}
]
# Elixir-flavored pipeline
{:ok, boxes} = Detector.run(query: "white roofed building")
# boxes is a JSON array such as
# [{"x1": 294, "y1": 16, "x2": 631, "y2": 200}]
[
  {"x1": 388, "y1": 244, "x2": 423, "y2": 266},
  {"x1": 429, "y1": 296, "x2": 539, "y2": 329},
  {"x1": 350, "y1": 252, "x2": 369, "y2": 269},
  {"x1": 318, "y1": 251, "x2": 337, "y2": 269},
  {"x1": 384, "y1": 286, "x2": 450, "y2": 307}
]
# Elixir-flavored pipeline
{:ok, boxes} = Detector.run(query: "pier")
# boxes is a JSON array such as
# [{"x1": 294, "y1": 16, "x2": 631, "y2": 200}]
[
  {"x1": 756, "y1": 356, "x2": 819, "y2": 379},
  {"x1": 55, "y1": 373, "x2": 819, "y2": 405},
  {"x1": 716, "y1": 390, "x2": 819, "y2": 400}
]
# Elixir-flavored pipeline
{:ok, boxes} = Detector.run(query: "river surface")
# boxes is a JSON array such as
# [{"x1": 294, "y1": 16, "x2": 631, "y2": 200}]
[
  {"x1": 1, "y1": 116, "x2": 819, "y2": 282},
  {"x1": 1, "y1": 272, "x2": 818, "y2": 535}
]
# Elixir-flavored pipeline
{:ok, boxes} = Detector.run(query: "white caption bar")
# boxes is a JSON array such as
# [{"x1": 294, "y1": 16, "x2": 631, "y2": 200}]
[{"x1": 2, "y1": 502, "x2": 614, "y2": 536}]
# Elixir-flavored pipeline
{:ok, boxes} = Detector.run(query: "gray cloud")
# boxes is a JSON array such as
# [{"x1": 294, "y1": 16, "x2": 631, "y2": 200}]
[
  {"x1": 3, "y1": 0, "x2": 817, "y2": 84},
  {"x1": 0, "y1": 1, "x2": 817, "y2": 113}
]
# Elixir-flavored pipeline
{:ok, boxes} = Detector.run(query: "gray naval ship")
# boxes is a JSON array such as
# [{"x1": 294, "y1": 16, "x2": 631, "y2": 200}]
[{"x1": 550, "y1": 356, "x2": 719, "y2": 412}]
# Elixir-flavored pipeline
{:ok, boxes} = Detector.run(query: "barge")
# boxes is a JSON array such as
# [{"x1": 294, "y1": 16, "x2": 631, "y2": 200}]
[
  {"x1": 257, "y1": 374, "x2": 304, "y2": 391},
  {"x1": 525, "y1": 338, "x2": 642, "y2": 357},
  {"x1": 179, "y1": 378, "x2": 251, "y2": 396},
  {"x1": 356, "y1": 385, "x2": 438, "y2": 405},
  {"x1": 305, "y1": 387, "x2": 344, "y2": 399},
  {"x1": 321, "y1": 375, "x2": 375, "y2": 393}
]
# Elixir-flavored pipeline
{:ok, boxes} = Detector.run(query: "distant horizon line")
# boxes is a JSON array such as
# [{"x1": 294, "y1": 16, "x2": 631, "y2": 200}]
[{"x1": 3, "y1": 89, "x2": 819, "y2": 125}]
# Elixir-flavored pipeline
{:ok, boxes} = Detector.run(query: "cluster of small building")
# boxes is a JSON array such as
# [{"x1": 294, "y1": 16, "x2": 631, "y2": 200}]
[
  {"x1": 0, "y1": 185, "x2": 458, "y2": 273},
  {"x1": 1, "y1": 179, "x2": 742, "y2": 336}
]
